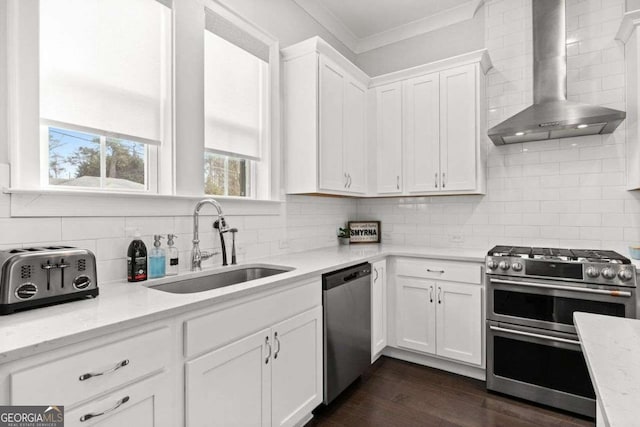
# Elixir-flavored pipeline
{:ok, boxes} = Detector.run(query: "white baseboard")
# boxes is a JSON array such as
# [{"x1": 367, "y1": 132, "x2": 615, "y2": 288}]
[{"x1": 382, "y1": 346, "x2": 486, "y2": 381}]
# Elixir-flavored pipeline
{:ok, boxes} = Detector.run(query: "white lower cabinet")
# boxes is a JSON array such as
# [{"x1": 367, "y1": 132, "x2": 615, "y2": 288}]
[
  {"x1": 435, "y1": 282, "x2": 482, "y2": 365},
  {"x1": 271, "y1": 307, "x2": 323, "y2": 427},
  {"x1": 65, "y1": 374, "x2": 172, "y2": 427},
  {"x1": 395, "y1": 259, "x2": 482, "y2": 366},
  {"x1": 371, "y1": 260, "x2": 388, "y2": 361},
  {"x1": 186, "y1": 328, "x2": 271, "y2": 427},
  {"x1": 186, "y1": 306, "x2": 323, "y2": 427}
]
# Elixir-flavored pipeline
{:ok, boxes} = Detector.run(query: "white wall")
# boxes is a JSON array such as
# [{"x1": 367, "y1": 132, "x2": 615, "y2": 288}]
[
  {"x1": 0, "y1": 0, "x2": 357, "y2": 284},
  {"x1": 355, "y1": 10, "x2": 485, "y2": 77},
  {"x1": 0, "y1": 0, "x2": 8, "y2": 164},
  {"x1": 357, "y1": 0, "x2": 640, "y2": 256}
]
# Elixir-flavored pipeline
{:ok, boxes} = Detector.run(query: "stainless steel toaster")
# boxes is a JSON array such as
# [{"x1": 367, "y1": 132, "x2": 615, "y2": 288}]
[{"x1": 0, "y1": 246, "x2": 99, "y2": 315}]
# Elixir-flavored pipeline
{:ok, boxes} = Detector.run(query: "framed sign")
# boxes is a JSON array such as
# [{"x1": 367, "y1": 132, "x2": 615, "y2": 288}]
[{"x1": 348, "y1": 221, "x2": 381, "y2": 244}]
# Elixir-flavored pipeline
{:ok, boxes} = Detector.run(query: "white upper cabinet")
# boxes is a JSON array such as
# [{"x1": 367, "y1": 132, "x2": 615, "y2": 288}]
[
  {"x1": 283, "y1": 38, "x2": 368, "y2": 196},
  {"x1": 375, "y1": 82, "x2": 403, "y2": 194},
  {"x1": 344, "y1": 79, "x2": 367, "y2": 193},
  {"x1": 404, "y1": 73, "x2": 440, "y2": 193},
  {"x1": 283, "y1": 37, "x2": 491, "y2": 198},
  {"x1": 439, "y1": 64, "x2": 478, "y2": 192},
  {"x1": 319, "y1": 57, "x2": 346, "y2": 192},
  {"x1": 372, "y1": 49, "x2": 492, "y2": 197}
]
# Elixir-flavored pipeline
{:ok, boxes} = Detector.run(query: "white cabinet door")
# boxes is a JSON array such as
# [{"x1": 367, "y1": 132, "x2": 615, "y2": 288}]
[
  {"x1": 435, "y1": 281, "x2": 482, "y2": 365},
  {"x1": 185, "y1": 328, "x2": 271, "y2": 427},
  {"x1": 371, "y1": 260, "x2": 387, "y2": 362},
  {"x1": 319, "y1": 57, "x2": 346, "y2": 192},
  {"x1": 271, "y1": 307, "x2": 323, "y2": 427},
  {"x1": 65, "y1": 374, "x2": 172, "y2": 427},
  {"x1": 439, "y1": 64, "x2": 477, "y2": 192},
  {"x1": 404, "y1": 73, "x2": 440, "y2": 193},
  {"x1": 344, "y1": 78, "x2": 367, "y2": 194},
  {"x1": 376, "y1": 82, "x2": 403, "y2": 194},
  {"x1": 396, "y1": 277, "x2": 436, "y2": 355}
]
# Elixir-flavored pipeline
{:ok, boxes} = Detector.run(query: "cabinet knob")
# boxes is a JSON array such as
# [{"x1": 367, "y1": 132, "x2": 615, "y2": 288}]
[
  {"x1": 438, "y1": 287, "x2": 442, "y2": 304},
  {"x1": 435, "y1": 172, "x2": 438, "y2": 188},
  {"x1": 442, "y1": 172, "x2": 446, "y2": 188},
  {"x1": 396, "y1": 176, "x2": 400, "y2": 190}
]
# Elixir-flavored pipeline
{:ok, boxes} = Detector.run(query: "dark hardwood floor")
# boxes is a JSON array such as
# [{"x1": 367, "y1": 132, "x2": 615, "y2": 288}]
[{"x1": 308, "y1": 357, "x2": 594, "y2": 427}]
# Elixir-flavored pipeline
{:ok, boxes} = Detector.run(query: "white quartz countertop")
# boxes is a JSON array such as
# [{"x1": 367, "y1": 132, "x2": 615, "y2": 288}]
[
  {"x1": 0, "y1": 244, "x2": 485, "y2": 363},
  {"x1": 574, "y1": 312, "x2": 640, "y2": 427}
]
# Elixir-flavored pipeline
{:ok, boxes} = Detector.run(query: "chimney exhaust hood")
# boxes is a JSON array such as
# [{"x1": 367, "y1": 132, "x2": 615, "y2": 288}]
[{"x1": 488, "y1": 0, "x2": 625, "y2": 145}]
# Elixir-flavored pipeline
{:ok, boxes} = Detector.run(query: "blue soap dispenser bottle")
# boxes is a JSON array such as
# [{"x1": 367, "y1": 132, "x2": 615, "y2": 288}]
[{"x1": 149, "y1": 235, "x2": 166, "y2": 279}]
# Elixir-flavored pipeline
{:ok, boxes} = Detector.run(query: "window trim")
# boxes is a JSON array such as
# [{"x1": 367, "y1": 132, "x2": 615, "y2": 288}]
[{"x1": 5, "y1": 0, "x2": 282, "y2": 216}]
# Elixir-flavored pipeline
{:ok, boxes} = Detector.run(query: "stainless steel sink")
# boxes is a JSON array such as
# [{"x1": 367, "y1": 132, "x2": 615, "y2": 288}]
[{"x1": 148, "y1": 264, "x2": 294, "y2": 294}]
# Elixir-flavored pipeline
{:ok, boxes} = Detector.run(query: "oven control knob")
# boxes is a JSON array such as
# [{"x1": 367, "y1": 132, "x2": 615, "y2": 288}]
[
  {"x1": 618, "y1": 269, "x2": 634, "y2": 281},
  {"x1": 487, "y1": 260, "x2": 498, "y2": 270},
  {"x1": 586, "y1": 267, "x2": 600, "y2": 278},
  {"x1": 499, "y1": 261, "x2": 510, "y2": 271},
  {"x1": 512, "y1": 262, "x2": 523, "y2": 272},
  {"x1": 602, "y1": 268, "x2": 616, "y2": 280}
]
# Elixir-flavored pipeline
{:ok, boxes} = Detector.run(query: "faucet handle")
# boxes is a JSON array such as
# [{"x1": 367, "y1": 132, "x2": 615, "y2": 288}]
[{"x1": 213, "y1": 218, "x2": 230, "y2": 233}]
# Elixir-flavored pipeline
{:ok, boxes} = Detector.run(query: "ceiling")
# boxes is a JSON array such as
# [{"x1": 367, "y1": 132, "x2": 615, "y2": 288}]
[{"x1": 293, "y1": 0, "x2": 485, "y2": 54}]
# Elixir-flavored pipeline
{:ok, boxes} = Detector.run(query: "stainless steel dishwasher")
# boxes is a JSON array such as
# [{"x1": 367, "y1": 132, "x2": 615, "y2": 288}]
[{"x1": 322, "y1": 262, "x2": 371, "y2": 404}]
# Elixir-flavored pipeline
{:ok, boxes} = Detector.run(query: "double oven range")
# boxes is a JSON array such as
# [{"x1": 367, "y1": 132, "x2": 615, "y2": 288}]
[{"x1": 485, "y1": 246, "x2": 637, "y2": 418}]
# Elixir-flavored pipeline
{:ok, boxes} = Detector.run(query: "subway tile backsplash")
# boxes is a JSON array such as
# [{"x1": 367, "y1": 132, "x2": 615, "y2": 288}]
[{"x1": 357, "y1": 0, "x2": 640, "y2": 257}]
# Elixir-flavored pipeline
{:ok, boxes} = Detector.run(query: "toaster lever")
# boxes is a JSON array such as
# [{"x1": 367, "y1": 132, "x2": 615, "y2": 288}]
[{"x1": 41, "y1": 261, "x2": 54, "y2": 290}]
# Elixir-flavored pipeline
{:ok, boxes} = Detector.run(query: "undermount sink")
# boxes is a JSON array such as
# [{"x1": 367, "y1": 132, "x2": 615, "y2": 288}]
[{"x1": 148, "y1": 264, "x2": 294, "y2": 294}]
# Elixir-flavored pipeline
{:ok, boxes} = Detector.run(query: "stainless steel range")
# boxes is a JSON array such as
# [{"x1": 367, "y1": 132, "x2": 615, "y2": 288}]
[{"x1": 485, "y1": 246, "x2": 637, "y2": 418}]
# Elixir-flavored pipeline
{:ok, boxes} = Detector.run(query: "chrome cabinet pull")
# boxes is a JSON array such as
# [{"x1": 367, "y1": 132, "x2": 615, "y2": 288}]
[
  {"x1": 347, "y1": 174, "x2": 352, "y2": 188},
  {"x1": 437, "y1": 287, "x2": 442, "y2": 304},
  {"x1": 344, "y1": 173, "x2": 348, "y2": 188},
  {"x1": 442, "y1": 172, "x2": 446, "y2": 188},
  {"x1": 427, "y1": 268, "x2": 445, "y2": 274},
  {"x1": 79, "y1": 359, "x2": 129, "y2": 381},
  {"x1": 265, "y1": 336, "x2": 271, "y2": 364},
  {"x1": 80, "y1": 396, "x2": 130, "y2": 422},
  {"x1": 489, "y1": 325, "x2": 581, "y2": 346},
  {"x1": 429, "y1": 285, "x2": 433, "y2": 303},
  {"x1": 435, "y1": 172, "x2": 438, "y2": 188},
  {"x1": 489, "y1": 278, "x2": 633, "y2": 297},
  {"x1": 274, "y1": 332, "x2": 281, "y2": 359},
  {"x1": 396, "y1": 175, "x2": 400, "y2": 190},
  {"x1": 374, "y1": 267, "x2": 379, "y2": 282}
]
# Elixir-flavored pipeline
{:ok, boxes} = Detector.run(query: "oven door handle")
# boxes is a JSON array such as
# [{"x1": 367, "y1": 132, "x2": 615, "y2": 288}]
[
  {"x1": 489, "y1": 325, "x2": 581, "y2": 346},
  {"x1": 489, "y1": 278, "x2": 632, "y2": 297}
]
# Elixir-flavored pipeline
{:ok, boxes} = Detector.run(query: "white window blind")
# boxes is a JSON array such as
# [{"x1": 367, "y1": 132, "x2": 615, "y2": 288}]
[
  {"x1": 39, "y1": 0, "x2": 171, "y2": 144},
  {"x1": 204, "y1": 10, "x2": 269, "y2": 161}
]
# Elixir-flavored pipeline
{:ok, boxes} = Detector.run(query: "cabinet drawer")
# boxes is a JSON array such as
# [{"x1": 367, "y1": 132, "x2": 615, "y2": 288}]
[
  {"x1": 184, "y1": 279, "x2": 321, "y2": 358},
  {"x1": 11, "y1": 327, "x2": 170, "y2": 407},
  {"x1": 65, "y1": 373, "x2": 171, "y2": 427},
  {"x1": 396, "y1": 258, "x2": 481, "y2": 284}
]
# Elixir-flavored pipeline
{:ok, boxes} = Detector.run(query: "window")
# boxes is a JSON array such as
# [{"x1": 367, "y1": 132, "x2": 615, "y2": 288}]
[
  {"x1": 203, "y1": 8, "x2": 270, "y2": 198},
  {"x1": 204, "y1": 153, "x2": 251, "y2": 197},
  {"x1": 38, "y1": 0, "x2": 171, "y2": 192},
  {"x1": 6, "y1": 0, "x2": 280, "y2": 214},
  {"x1": 47, "y1": 126, "x2": 148, "y2": 190}
]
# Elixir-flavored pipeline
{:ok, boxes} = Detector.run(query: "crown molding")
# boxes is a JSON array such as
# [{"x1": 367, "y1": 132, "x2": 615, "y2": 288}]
[
  {"x1": 356, "y1": 0, "x2": 485, "y2": 53},
  {"x1": 292, "y1": 0, "x2": 360, "y2": 52},
  {"x1": 293, "y1": 0, "x2": 485, "y2": 54}
]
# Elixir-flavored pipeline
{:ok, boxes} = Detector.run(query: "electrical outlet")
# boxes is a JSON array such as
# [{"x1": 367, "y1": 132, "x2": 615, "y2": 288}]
[
  {"x1": 450, "y1": 234, "x2": 464, "y2": 243},
  {"x1": 279, "y1": 240, "x2": 289, "y2": 250}
]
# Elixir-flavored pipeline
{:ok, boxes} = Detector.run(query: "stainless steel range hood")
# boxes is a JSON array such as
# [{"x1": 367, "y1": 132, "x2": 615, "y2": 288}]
[{"x1": 488, "y1": 0, "x2": 625, "y2": 145}]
